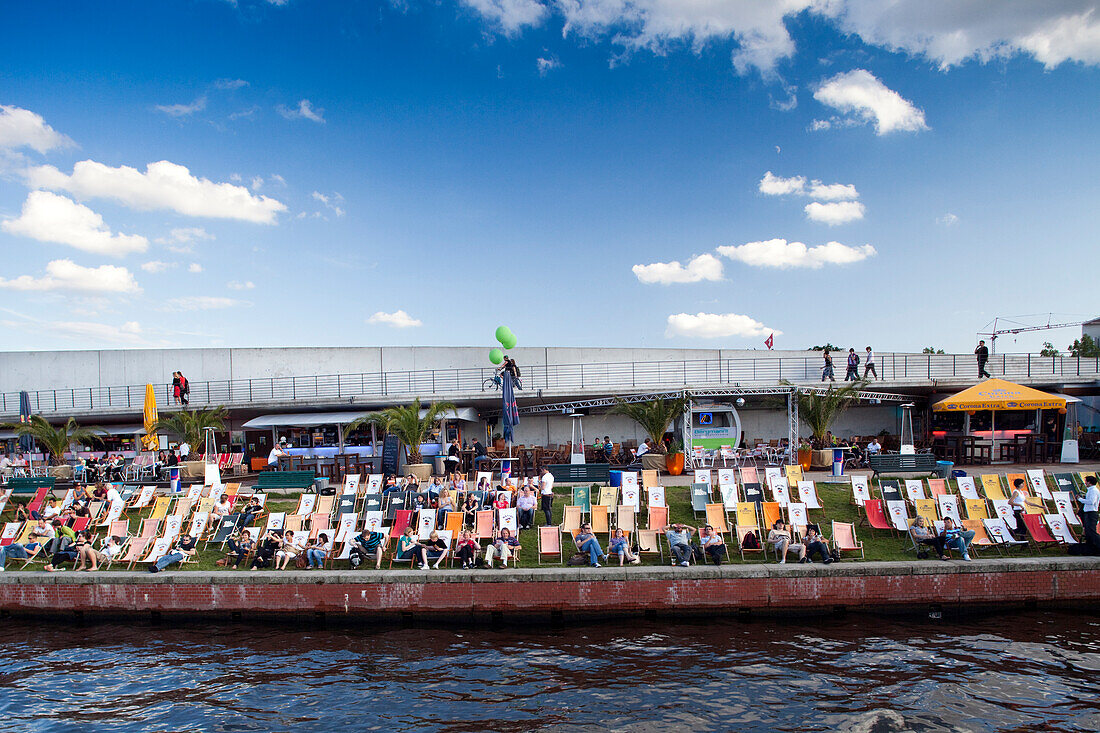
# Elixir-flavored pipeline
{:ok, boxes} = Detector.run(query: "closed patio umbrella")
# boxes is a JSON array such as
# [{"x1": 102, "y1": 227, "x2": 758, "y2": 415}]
[
  {"x1": 18, "y1": 391, "x2": 33, "y2": 453},
  {"x1": 141, "y1": 383, "x2": 159, "y2": 451}
]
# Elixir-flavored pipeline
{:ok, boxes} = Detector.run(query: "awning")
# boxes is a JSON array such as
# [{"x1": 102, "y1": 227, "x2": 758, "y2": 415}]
[
  {"x1": 933, "y1": 379, "x2": 1068, "y2": 412},
  {"x1": 242, "y1": 411, "x2": 372, "y2": 429},
  {"x1": 98, "y1": 425, "x2": 147, "y2": 436},
  {"x1": 419, "y1": 407, "x2": 481, "y2": 422}
]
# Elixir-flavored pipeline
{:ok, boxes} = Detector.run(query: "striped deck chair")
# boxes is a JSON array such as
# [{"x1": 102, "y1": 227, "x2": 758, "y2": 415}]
[
  {"x1": 690, "y1": 484, "x2": 710, "y2": 518},
  {"x1": 981, "y1": 474, "x2": 1007, "y2": 501},
  {"x1": 1044, "y1": 514, "x2": 1077, "y2": 544},
  {"x1": 637, "y1": 528, "x2": 663, "y2": 562},
  {"x1": 362, "y1": 511, "x2": 385, "y2": 534},
  {"x1": 0, "y1": 522, "x2": 22, "y2": 546},
  {"x1": 416, "y1": 509, "x2": 437, "y2": 539},
  {"x1": 851, "y1": 475, "x2": 872, "y2": 506},
  {"x1": 786, "y1": 502, "x2": 808, "y2": 535},
  {"x1": 560, "y1": 505, "x2": 583, "y2": 533},
  {"x1": 646, "y1": 486, "x2": 666, "y2": 508},
  {"x1": 742, "y1": 482, "x2": 764, "y2": 505},
  {"x1": 926, "y1": 479, "x2": 948, "y2": 498},
  {"x1": 1051, "y1": 491, "x2": 1080, "y2": 525},
  {"x1": 591, "y1": 505, "x2": 610, "y2": 535},
  {"x1": 295, "y1": 493, "x2": 317, "y2": 516},
  {"x1": 904, "y1": 480, "x2": 926, "y2": 503},
  {"x1": 704, "y1": 503, "x2": 728, "y2": 534},
  {"x1": 616, "y1": 506, "x2": 636, "y2": 533},
  {"x1": 647, "y1": 505, "x2": 669, "y2": 532},
  {"x1": 964, "y1": 499, "x2": 990, "y2": 521},
  {"x1": 734, "y1": 503, "x2": 765, "y2": 560},
  {"x1": 1020, "y1": 514, "x2": 1059, "y2": 547},
  {"x1": 862, "y1": 499, "x2": 892, "y2": 532},
  {"x1": 796, "y1": 481, "x2": 823, "y2": 512},
  {"x1": 784, "y1": 464, "x2": 803, "y2": 485},
  {"x1": 879, "y1": 480, "x2": 903, "y2": 503},
  {"x1": 309, "y1": 513, "x2": 332, "y2": 540},
  {"x1": 767, "y1": 477, "x2": 791, "y2": 507},
  {"x1": 956, "y1": 476, "x2": 981, "y2": 501},
  {"x1": 473, "y1": 510, "x2": 495, "y2": 540},
  {"x1": 831, "y1": 521, "x2": 864, "y2": 559},
  {"x1": 961, "y1": 520, "x2": 995, "y2": 551},
  {"x1": 761, "y1": 501, "x2": 783, "y2": 532},
  {"x1": 121, "y1": 537, "x2": 153, "y2": 569},
  {"x1": 571, "y1": 486, "x2": 591, "y2": 515},
  {"x1": 1026, "y1": 469, "x2": 1052, "y2": 500},
  {"x1": 694, "y1": 469, "x2": 712, "y2": 487},
  {"x1": 161, "y1": 514, "x2": 183, "y2": 540},
  {"x1": 914, "y1": 499, "x2": 938, "y2": 526},
  {"x1": 739, "y1": 466, "x2": 759, "y2": 485},
  {"x1": 982, "y1": 518, "x2": 1029, "y2": 551},
  {"x1": 498, "y1": 508, "x2": 518, "y2": 535},
  {"x1": 598, "y1": 486, "x2": 618, "y2": 509},
  {"x1": 537, "y1": 525, "x2": 562, "y2": 564},
  {"x1": 641, "y1": 469, "x2": 659, "y2": 489},
  {"x1": 937, "y1": 495, "x2": 963, "y2": 524}
]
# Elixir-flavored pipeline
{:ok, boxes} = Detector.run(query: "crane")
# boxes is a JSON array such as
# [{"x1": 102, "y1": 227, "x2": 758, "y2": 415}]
[{"x1": 977, "y1": 314, "x2": 1089, "y2": 353}]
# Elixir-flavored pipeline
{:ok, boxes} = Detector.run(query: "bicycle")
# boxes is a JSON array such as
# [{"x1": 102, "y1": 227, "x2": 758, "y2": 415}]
[{"x1": 482, "y1": 376, "x2": 502, "y2": 391}]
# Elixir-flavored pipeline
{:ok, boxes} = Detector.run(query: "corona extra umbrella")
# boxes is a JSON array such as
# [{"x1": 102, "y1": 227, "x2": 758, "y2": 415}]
[
  {"x1": 932, "y1": 378, "x2": 1066, "y2": 459},
  {"x1": 141, "y1": 383, "x2": 159, "y2": 451}
]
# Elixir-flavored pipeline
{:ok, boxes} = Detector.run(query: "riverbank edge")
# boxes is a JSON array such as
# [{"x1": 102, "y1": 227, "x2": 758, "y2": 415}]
[{"x1": 1, "y1": 557, "x2": 1098, "y2": 623}]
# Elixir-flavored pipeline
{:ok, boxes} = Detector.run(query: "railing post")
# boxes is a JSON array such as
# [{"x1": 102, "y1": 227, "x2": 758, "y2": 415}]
[
  {"x1": 778, "y1": 358, "x2": 782, "y2": 381},
  {"x1": 249, "y1": 379, "x2": 253, "y2": 402},
  {"x1": 1027, "y1": 353, "x2": 1031, "y2": 378},
  {"x1": 927, "y1": 354, "x2": 931, "y2": 379}
]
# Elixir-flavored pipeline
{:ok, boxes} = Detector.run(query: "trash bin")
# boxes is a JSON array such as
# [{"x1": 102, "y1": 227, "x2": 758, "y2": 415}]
[
  {"x1": 936, "y1": 461, "x2": 954, "y2": 479},
  {"x1": 609, "y1": 470, "x2": 623, "y2": 487},
  {"x1": 433, "y1": 455, "x2": 446, "y2": 475}
]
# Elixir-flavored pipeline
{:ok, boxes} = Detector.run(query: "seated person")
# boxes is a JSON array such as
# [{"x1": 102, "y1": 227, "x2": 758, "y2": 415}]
[
  {"x1": 485, "y1": 527, "x2": 521, "y2": 569},
  {"x1": 939, "y1": 517, "x2": 975, "y2": 561},
  {"x1": 226, "y1": 530, "x2": 255, "y2": 570},
  {"x1": 212, "y1": 493, "x2": 232, "y2": 520},
  {"x1": 149, "y1": 532, "x2": 197, "y2": 573},
  {"x1": 516, "y1": 488, "x2": 537, "y2": 530},
  {"x1": 767, "y1": 520, "x2": 806, "y2": 564},
  {"x1": 305, "y1": 533, "x2": 331, "y2": 569},
  {"x1": 492, "y1": 491, "x2": 510, "y2": 510},
  {"x1": 608, "y1": 528, "x2": 640, "y2": 566},
  {"x1": 250, "y1": 530, "x2": 282, "y2": 569},
  {"x1": 700, "y1": 525, "x2": 727, "y2": 566},
  {"x1": 602, "y1": 437, "x2": 614, "y2": 460},
  {"x1": 455, "y1": 530, "x2": 479, "y2": 569},
  {"x1": 13, "y1": 502, "x2": 30, "y2": 523},
  {"x1": 462, "y1": 493, "x2": 481, "y2": 528},
  {"x1": 75, "y1": 533, "x2": 123, "y2": 571},
  {"x1": 274, "y1": 530, "x2": 304, "y2": 570},
  {"x1": 866, "y1": 438, "x2": 882, "y2": 456},
  {"x1": 395, "y1": 527, "x2": 428, "y2": 568},
  {"x1": 665, "y1": 523, "x2": 697, "y2": 567},
  {"x1": 420, "y1": 530, "x2": 449, "y2": 570},
  {"x1": 574, "y1": 523, "x2": 608, "y2": 568},
  {"x1": 350, "y1": 528, "x2": 387, "y2": 570},
  {"x1": 427, "y1": 477, "x2": 444, "y2": 500},
  {"x1": 436, "y1": 488, "x2": 456, "y2": 527},
  {"x1": 23, "y1": 519, "x2": 55, "y2": 557},
  {"x1": 239, "y1": 496, "x2": 264, "y2": 527},
  {"x1": 802, "y1": 524, "x2": 834, "y2": 564},
  {"x1": 910, "y1": 516, "x2": 947, "y2": 560}
]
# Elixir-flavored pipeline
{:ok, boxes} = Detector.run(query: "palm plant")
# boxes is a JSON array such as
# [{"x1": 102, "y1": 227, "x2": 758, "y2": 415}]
[
  {"x1": 346, "y1": 397, "x2": 455, "y2": 464},
  {"x1": 4, "y1": 415, "x2": 105, "y2": 464},
  {"x1": 610, "y1": 396, "x2": 688, "y2": 454},
  {"x1": 152, "y1": 406, "x2": 228, "y2": 451},
  {"x1": 793, "y1": 381, "x2": 865, "y2": 444}
]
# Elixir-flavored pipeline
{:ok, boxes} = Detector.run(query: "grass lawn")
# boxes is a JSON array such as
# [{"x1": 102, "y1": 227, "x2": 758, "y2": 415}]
[{"x1": 1, "y1": 476, "x2": 1069, "y2": 573}]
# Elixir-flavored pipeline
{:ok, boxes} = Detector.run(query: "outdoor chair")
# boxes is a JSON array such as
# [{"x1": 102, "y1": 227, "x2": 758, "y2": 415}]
[
  {"x1": 537, "y1": 525, "x2": 562, "y2": 564},
  {"x1": 861, "y1": 499, "x2": 893, "y2": 533},
  {"x1": 796, "y1": 481, "x2": 823, "y2": 513},
  {"x1": 734, "y1": 503, "x2": 765, "y2": 561},
  {"x1": 636, "y1": 528, "x2": 663, "y2": 562},
  {"x1": 560, "y1": 505, "x2": 583, "y2": 533},
  {"x1": 831, "y1": 521, "x2": 864, "y2": 559},
  {"x1": 647, "y1": 505, "x2": 668, "y2": 532}
]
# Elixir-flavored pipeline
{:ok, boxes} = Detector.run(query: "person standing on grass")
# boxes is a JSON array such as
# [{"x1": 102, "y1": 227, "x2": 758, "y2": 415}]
[
  {"x1": 975, "y1": 340, "x2": 991, "y2": 378},
  {"x1": 1009, "y1": 478, "x2": 1030, "y2": 540},
  {"x1": 539, "y1": 467, "x2": 555, "y2": 525},
  {"x1": 1076, "y1": 475, "x2": 1100, "y2": 553},
  {"x1": 864, "y1": 346, "x2": 877, "y2": 380}
]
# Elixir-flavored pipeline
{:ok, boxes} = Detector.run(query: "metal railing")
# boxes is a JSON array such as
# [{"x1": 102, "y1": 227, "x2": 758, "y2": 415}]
[{"x1": 1, "y1": 352, "x2": 1097, "y2": 416}]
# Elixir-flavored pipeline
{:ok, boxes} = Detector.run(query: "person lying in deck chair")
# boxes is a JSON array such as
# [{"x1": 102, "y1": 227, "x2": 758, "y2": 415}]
[
  {"x1": 455, "y1": 530, "x2": 479, "y2": 569},
  {"x1": 350, "y1": 528, "x2": 387, "y2": 570},
  {"x1": 910, "y1": 516, "x2": 947, "y2": 561},
  {"x1": 665, "y1": 523, "x2": 697, "y2": 567},
  {"x1": 485, "y1": 528, "x2": 521, "y2": 569},
  {"x1": 700, "y1": 525, "x2": 727, "y2": 566},
  {"x1": 802, "y1": 525, "x2": 834, "y2": 564},
  {"x1": 149, "y1": 533, "x2": 197, "y2": 573},
  {"x1": 767, "y1": 520, "x2": 806, "y2": 564},
  {"x1": 574, "y1": 523, "x2": 607, "y2": 568},
  {"x1": 939, "y1": 517, "x2": 974, "y2": 562},
  {"x1": 76, "y1": 534, "x2": 123, "y2": 571},
  {"x1": 609, "y1": 528, "x2": 641, "y2": 566},
  {"x1": 226, "y1": 531, "x2": 255, "y2": 570}
]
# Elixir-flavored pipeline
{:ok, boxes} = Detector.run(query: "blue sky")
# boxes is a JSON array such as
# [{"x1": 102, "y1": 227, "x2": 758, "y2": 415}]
[{"x1": 1, "y1": 0, "x2": 1098, "y2": 355}]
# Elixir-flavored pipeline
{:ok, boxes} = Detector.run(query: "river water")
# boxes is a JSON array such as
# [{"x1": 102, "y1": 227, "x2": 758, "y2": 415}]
[{"x1": 0, "y1": 611, "x2": 1097, "y2": 732}]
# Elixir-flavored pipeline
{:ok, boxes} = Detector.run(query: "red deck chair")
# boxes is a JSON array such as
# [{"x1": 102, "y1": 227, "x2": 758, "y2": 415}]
[
  {"x1": 389, "y1": 510, "x2": 412, "y2": 539},
  {"x1": 26, "y1": 487, "x2": 50, "y2": 517},
  {"x1": 862, "y1": 499, "x2": 893, "y2": 532},
  {"x1": 1021, "y1": 514, "x2": 1059, "y2": 547},
  {"x1": 70, "y1": 517, "x2": 91, "y2": 533}
]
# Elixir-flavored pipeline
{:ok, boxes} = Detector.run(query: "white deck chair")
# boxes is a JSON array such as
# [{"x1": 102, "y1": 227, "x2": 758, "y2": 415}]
[
  {"x1": 768, "y1": 476, "x2": 791, "y2": 507},
  {"x1": 343, "y1": 474, "x2": 361, "y2": 493},
  {"x1": 1044, "y1": 514, "x2": 1076, "y2": 543},
  {"x1": 717, "y1": 468, "x2": 736, "y2": 491},
  {"x1": 186, "y1": 484, "x2": 203, "y2": 501},
  {"x1": 498, "y1": 508, "x2": 518, "y2": 534},
  {"x1": 264, "y1": 512, "x2": 286, "y2": 533},
  {"x1": 362, "y1": 511, "x2": 384, "y2": 534},
  {"x1": 161, "y1": 514, "x2": 183, "y2": 540},
  {"x1": 851, "y1": 475, "x2": 871, "y2": 505},
  {"x1": 621, "y1": 472, "x2": 639, "y2": 493},
  {"x1": 991, "y1": 499, "x2": 1016, "y2": 529},
  {"x1": 693, "y1": 469, "x2": 712, "y2": 486},
  {"x1": 0, "y1": 489, "x2": 12, "y2": 516},
  {"x1": 764, "y1": 466, "x2": 783, "y2": 488},
  {"x1": 140, "y1": 537, "x2": 174, "y2": 564},
  {"x1": 1, "y1": 522, "x2": 21, "y2": 545},
  {"x1": 956, "y1": 476, "x2": 980, "y2": 501},
  {"x1": 937, "y1": 495, "x2": 963, "y2": 524},
  {"x1": 982, "y1": 518, "x2": 1029, "y2": 548},
  {"x1": 885, "y1": 500, "x2": 910, "y2": 532},
  {"x1": 189, "y1": 511, "x2": 210, "y2": 538},
  {"x1": 130, "y1": 485, "x2": 156, "y2": 509},
  {"x1": 1051, "y1": 491, "x2": 1080, "y2": 525},
  {"x1": 416, "y1": 509, "x2": 437, "y2": 539},
  {"x1": 98, "y1": 501, "x2": 125, "y2": 527},
  {"x1": 720, "y1": 485, "x2": 739, "y2": 513},
  {"x1": 646, "y1": 486, "x2": 666, "y2": 508},
  {"x1": 904, "y1": 480, "x2": 926, "y2": 502},
  {"x1": 1026, "y1": 469, "x2": 1052, "y2": 500},
  {"x1": 476, "y1": 471, "x2": 493, "y2": 487},
  {"x1": 796, "y1": 481, "x2": 823, "y2": 510},
  {"x1": 58, "y1": 488, "x2": 76, "y2": 511},
  {"x1": 296, "y1": 493, "x2": 317, "y2": 516},
  {"x1": 621, "y1": 485, "x2": 640, "y2": 512},
  {"x1": 366, "y1": 474, "x2": 383, "y2": 492},
  {"x1": 787, "y1": 502, "x2": 808, "y2": 533},
  {"x1": 335, "y1": 514, "x2": 358, "y2": 542}
]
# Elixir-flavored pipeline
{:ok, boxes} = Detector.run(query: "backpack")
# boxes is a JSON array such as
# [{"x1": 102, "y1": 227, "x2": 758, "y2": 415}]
[
  {"x1": 742, "y1": 531, "x2": 760, "y2": 550},
  {"x1": 566, "y1": 552, "x2": 588, "y2": 566}
]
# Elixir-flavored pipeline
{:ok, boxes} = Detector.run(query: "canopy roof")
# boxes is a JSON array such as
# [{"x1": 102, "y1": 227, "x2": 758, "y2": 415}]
[
  {"x1": 243, "y1": 407, "x2": 480, "y2": 429},
  {"x1": 932, "y1": 379, "x2": 1067, "y2": 412}
]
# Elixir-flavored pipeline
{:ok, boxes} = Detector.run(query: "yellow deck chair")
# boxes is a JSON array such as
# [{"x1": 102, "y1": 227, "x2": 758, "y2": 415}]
[
  {"x1": 616, "y1": 506, "x2": 636, "y2": 533},
  {"x1": 637, "y1": 528, "x2": 663, "y2": 562},
  {"x1": 598, "y1": 486, "x2": 618, "y2": 508},
  {"x1": 965, "y1": 499, "x2": 990, "y2": 520},
  {"x1": 981, "y1": 474, "x2": 1007, "y2": 501},
  {"x1": 761, "y1": 501, "x2": 783, "y2": 531},
  {"x1": 197, "y1": 496, "x2": 216, "y2": 513},
  {"x1": 705, "y1": 503, "x2": 729, "y2": 534},
  {"x1": 444, "y1": 511, "x2": 464, "y2": 536},
  {"x1": 15, "y1": 522, "x2": 36, "y2": 545},
  {"x1": 784, "y1": 465, "x2": 803, "y2": 484},
  {"x1": 560, "y1": 505, "x2": 583, "y2": 533},
  {"x1": 591, "y1": 504, "x2": 610, "y2": 535},
  {"x1": 914, "y1": 499, "x2": 938, "y2": 525},
  {"x1": 149, "y1": 497, "x2": 171, "y2": 521},
  {"x1": 734, "y1": 503, "x2": 764, "y2": 560},
  {"x1": 641, "y1": 469, "x2": 659, "y2": 489}
]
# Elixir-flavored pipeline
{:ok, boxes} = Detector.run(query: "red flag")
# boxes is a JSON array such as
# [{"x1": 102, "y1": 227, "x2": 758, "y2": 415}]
[{"x1": 764, "y1": 333, "x2": 774, "y2": 350}]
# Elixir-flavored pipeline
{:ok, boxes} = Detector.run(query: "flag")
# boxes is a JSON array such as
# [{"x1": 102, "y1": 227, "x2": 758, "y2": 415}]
[{"x1": 765, "y1": 333, "x2": 774, "y2": 350}]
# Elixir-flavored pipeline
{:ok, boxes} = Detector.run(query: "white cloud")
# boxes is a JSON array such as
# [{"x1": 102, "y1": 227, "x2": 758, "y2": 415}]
[
  {"x1": 188, "y1": 263, "x2": 203, "y2": 273},
  {"x1": 537, "y1": 56, "x2": 561, "y2": 75},
  {"x1": 717, "y1": 238, "x2": 876, "y2": 269},
  {"x1": 759, "y1": 171, "x2": 859, "y2": 200},
  {"x1": 463, "y1": 0, "x2": 549, "y2": 34},
  {"x1": 12, "y1": 318, "x2": 147, "y2": 344},
  {"x1": 213, "y1": 78, "x2": 249, "y2": 90},
  {"x1": 27, "y1": 160, "x2": 287, "y2": 224},
  {"x1": 155, "y1": 96, "x2": 207, "y2": 117},
  {"x1": 818, "y1": 0, "x2": 1100, "y2": 70},
  {"x1": 227, "y1": 280, "x2": 255, "y2": 290},
  {"x1": 367, "y1": 310, "x2": 422, "y2": 328},
  {"x1": 0, "y1": 259, "x2": 141, "y2": 294},
  {"x1": 156, "y1": 227, "x2": 213, "y2": 246},
  {"x1": 312, "y1": 191, "x2": 345, "y2": 217},
  {"x1": 1, "y1": 191, "x2": 148, "y2": 256},
  {"x1": 631, "y1": 253, "x2": 724, "y2": 284},
  {"x1": 665, "y1": 312, "x2": 780, "y2": 339},
  {"x1": 804, "y1": 200, "x2": 866, "y2": 225},
  {"x1": 277, "y1": 99, "x2": 325, "y2": 123},
  {"x1": 813, "y1": 69, "x2": 927, "y2": 135},
  {"x1": 938, "y1": 212, "x2": 959, "y2": 226},
  {"x1": 162, "y1": 296, "x2": 243, "y2": 311},
  {"x1": 141, "y1": 260, "x2": 175, "y2": 273},
  {"x1": 269, "y1": 173, "x2": 286, "y2": 186},
  {"x1": 0, "y1": 105, "x2": 73, "y2": 153}
]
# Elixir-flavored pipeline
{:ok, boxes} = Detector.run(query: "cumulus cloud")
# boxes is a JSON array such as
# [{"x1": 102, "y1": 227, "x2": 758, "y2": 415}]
[
  {"x1": 141, "y1": 260, "x2": 175, "y2": 273},
  {"x1": 162, "y1": 296, "x2": 244, "y2": 311},
  {"x1": 155, "y1": 96, "x2": 207, "y2": 117},
  {"x1": 27, "y1": 160, "x2": 287, "y2": 224},
  {"x1": 813, "y1": 69, "x2": 927, "y2": 135},
  {"x1": 804, "y1": 200, "x2": 866, "y2": 225},
  {"x1": 277, "y1": 99, "x2": 325, "y2": 123},
  {"x1": 1, "y1": 191, "x2": 148, "y2": 256},
  {"x1": 717, "y1": 238, "x2": 876, "y2": 269},
  {"x1": 759, "y1": 171, "x2": 859, "y2": 200},
  {"x1": 227, "y1": 280, "x2": 255, "y2": 290},
  {"x1": 367, "y1": 310, "x2": 422, "y2": 328},
  {"x1": 0, "y1": 105, "x2": 74, "y2": 153},
  {"x1": 0, "y1": 259, "x2": 141, "y2": 294},
  {"x1": 665, "y1": 312, "x2": 780, "y2": 339},
  {"x1": 463, "y1": 0, "x2": 549, "y2": 34},
  {"x1": 631, "y1": 253, "x2": 724, "y2": 285}
]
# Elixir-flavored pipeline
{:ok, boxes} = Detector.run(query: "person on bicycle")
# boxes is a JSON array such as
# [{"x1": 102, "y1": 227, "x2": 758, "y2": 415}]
[{"x1": 498, "y1": 356, "x2": 522, "y2": 390}]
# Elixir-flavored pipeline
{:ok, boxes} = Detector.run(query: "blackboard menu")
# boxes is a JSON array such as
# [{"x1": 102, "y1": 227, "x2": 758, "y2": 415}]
[{"x1": 382, "y1": 435, "x2": 401, "y2": 475}]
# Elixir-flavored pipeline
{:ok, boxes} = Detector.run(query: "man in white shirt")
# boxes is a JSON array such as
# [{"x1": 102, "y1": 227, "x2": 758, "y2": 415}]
[
  {"x1": 539, "y1": 467, "x2": 555, "y2": 525},
  {"x1": 864, "y1": 346, "x2": 877, "y2": 380},
  {"x1": 178, "y1": 442, "x2": 191, "y2": 460},
  {"x1": 867, "y1": 438, "x2": 881, "y2": 456},
  {"x1": 1080, "y1": 475, "x2": 1099, "y2": 551},
  {"x1": 636, "y1": 439, "x2": 652, "y2": 457},
  {"x1": 268, "y1": 441, "x2": 289, "y2": 466}
]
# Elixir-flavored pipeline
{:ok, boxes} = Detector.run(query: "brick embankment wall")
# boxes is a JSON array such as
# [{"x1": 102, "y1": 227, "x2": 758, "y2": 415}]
[{"x1": 1, "y1": 557, "x2": 1098, "y2": 623}]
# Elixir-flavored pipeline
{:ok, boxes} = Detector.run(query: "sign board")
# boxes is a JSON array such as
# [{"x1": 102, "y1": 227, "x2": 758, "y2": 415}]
[{"x1": 382, "y1": 435, "x2": 402, "y2": 475}]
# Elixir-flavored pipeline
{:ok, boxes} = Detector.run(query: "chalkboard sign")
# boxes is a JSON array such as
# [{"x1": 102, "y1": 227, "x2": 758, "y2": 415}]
[{"x1": 381, "y1": 435, "x2": 402, "y2": 475}]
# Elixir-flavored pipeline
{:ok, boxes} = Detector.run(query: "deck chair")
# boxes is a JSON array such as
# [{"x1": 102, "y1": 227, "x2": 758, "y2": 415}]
[
  {"x1": 885, "y1": 500, "x2": 911, "y2": 533},
  {"x1": 416, "y1": 508, "x2": 438, "y2": 539},
  {"x1": 1020, "y1": 514, "x2": 1059, "y2": 547},
  {"x1": 964, "y1": 499, "x2": 990, "y2": 521},
  {"x1": 690, "y1": 483, "x2": 710, "y2": 518},
  {"x1": 761, "y1": 501, "x2": 783, "y2": 532},
  {"x1": 343, "y1": 473, "x2": 361, "y2": 493},
  {"x1": 206, "y1": 514, "x2": 243, "y2": 548},
  {"x1": 796, "y1": 481, "x2": 823, "y2": 512},
  {"x1": 786, "y1": 502, "x2": 808, "y2": 534},
  {"x1": 739, "y1": 466, "x2": 759, "y2": 485},
  {"x1": 443, "y1": 511, "x2": 463, "y2": 537},
  {"x1": 784, "y1": 464, "x2": 803, "y2": 485},
  {"x1": 315, "y1": 495, "x2": 335, "y2": 516},
  {"x1": 742, "y1": 483, "x2": 764, "y2": 505},
  {"x1": 647, "y1": 505, "x2": 669, "y2": 532},
  {"x1": 1026, "y1": 469, "x2": 1052, "y2": 500},
  {"x1": 904, "y1": 480, "x2": 926, "y2": 503},
  {"x1": 138, "y1": 517, "x2": 160, "y2": 538},
  {"x1": 26, "y1": 487, "x2": 50, "y2": 517},
  {"x1": 982, "y1": 518, "x2": 1030, "y2": 551},
  {"x1": 362, "y1": 511, "x2": 385, "y2": 534},
  {"x1": 1051, "y1": 491, "x2": 1080, "y2": 525},
  {"x1": 763, "y1": 466, "x2": 782, "y2": 486},
  {"x1": 717, "y1": 468, "x2": 736, "y2": 492},
  {"x1": 647, "y1": 486, "x2": 666, "y2": 508},
  {"x1": 185, "y1": 484, "x2": 203, "y2": 501},
  {"x1": 0, "y1": 522, "x2": 22, "y2": 547},
  {"x1": 139, "y1": 536, "x2": 173, "y2": 565},
  {"x1": 639, "y1": 469, "x2": 659, "y2": 489},
  {"x1": 862, "y1": 499, "x2": 892, "y2": 532},
  {"x1": 284, "y1": 514, "x2": 305, "y2": 534},
  {"x1": 263, "y1": 511, "x2": 286, "y2": 534},
  {"x1": 121, "y1": 537, "x2": 153, "y2": 569},
  {"x1": 172, "y1": 498, "x2": 193, "y2": 519},
  {"x1": 129, "y1": 485, "x2": 157, "y2": 509},
  {"x1": 694, "y1": 469, "x2": 713, "y2": 486},
  {"x1": 537, "y1": 525, "x2": 562, "y2": 564},
  {"x1": 767, "y1": 477, "x2": 791, "y2": 507},
  {"x1": 360, "y1": 493, "x2": 383, "y2": 514},
  {"x1": 334, "y1": 514, "x2": 358, "y2": 542},
  {"x1": 560, "y1": 505, "x2": 583, "y2": 533},
  {"x1": 990, "y1": 499, "x2": 1017, "y2": 530},
  {"x1": 70, "y1": 517, "x2": 91, "y2": 534},
  {"x1": 571, "y1": 486, "x2": 591, "y2": 514},
  {"x1": 188, "y1": 511, "x2": 210, "y2": 539},
  {"x1": 981, "y1": 474, "x2": 1007, "y2": 501},
  {"x1": 937, "y1": 495, "x2": 963, "y2": 524},
  {"x1": 734, "y1": 503, "x2": 765, "y2": 560},
  {"x1": 309, "y1": 513, "x2": 332, "y2": 540},
  {"x1": 879, "y1": 480, "x2": 903, "y2": 503},
  {"x1": 1006, "y1": 472, "x2": 1028, "y2": 495},
  {"x1": 591, "y1": 504, "x2": 610, "y2": 535},
  {"x1": 615, "y1": 506, "x2": 636, "y2": 533},
  {"x1": 474, "y1": 510, "x2": 495, "y2": 540},
  {"x1": 389, "y1": 509, "x2": 413, "y2": 539},
  {"x1": 366, "y1": 474, "x2": 384, "y2": 493},
  {"x1": 336, "y1": 493, "x2": 356, "y2": 516},
  {"x1": 620, "y1": 485, "x2": 641, "y2": 513},
  {"x1": 926, "y1": 479, "x2": 948, "y2": 498},
  {"x1": 295, "y1": 493, "x2": 317, "y2": 516},
  {"x1": 97, "y1": 501, "x2": 125, "y2": 528},
  {"x1": 961, "y1": 520, "x2": 996, "y2": 551},
  {"x1": 831, "y1": 521, "x2": 864, "y2": 559},
  {"x1": 498, "y1": 508, "x2": 518, "y2": 534},
  {"x1": 598, "y1": 486, "x2": 618, "y2": 508},
  {"x1": 956, "y1": 476, "x2": 980, "y2": 501},
  {"x1": 86, "y1": 501, "x2": 105, "y2": 522},
  {"x1": 850, "y1": 475, "x2": 872, "y2": 506},
  {"x1": 1044, "y1": 514, "x2": 1077, "y2": 544},
  {"x1": 914, "y1": 499, "x2": 938, "y2": 526},
  {"x1": 705, "y1": 503, "x2": 729, "y2": 533},
  {"x1": 637, "y1": 528, "x2": 663, "y2": 562},
  {"x1": 719, "y1": 484, "x2": 739, "y2": 514}
]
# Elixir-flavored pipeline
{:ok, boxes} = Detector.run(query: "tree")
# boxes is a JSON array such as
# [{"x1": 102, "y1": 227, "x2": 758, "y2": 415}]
[
  {"x1": 3, "y1": 415, "x2": 105, "y2": 465},
  {"x1": 152, "y1": 407, "x2": 228, "y2": 450},
  {"x1": 809, "y1": 344, "x2": 842, "y2": 352},
  {"x1": 1068, "y1": 334, "x2": 1100, "y2": 358},
  {"x1": 922, "y1": 347, "x2": 945, "y2": 354},
  {"x1": 793, "y1": 382, "x2": 865, "y2": 446},
  {"x1": 1039, "y1": 342, "x2": 1060, "y2": 357},
  {"x1": 346, "y1": 397, "x2": 455, "y2": 464},
  {"x1": 611, "y1": 396, "x2": 688, "y2": 454}
]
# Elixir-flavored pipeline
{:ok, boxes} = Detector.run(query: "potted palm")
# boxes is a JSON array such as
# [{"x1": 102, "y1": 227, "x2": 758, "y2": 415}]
[
  {"x1": 611, "y1": 396, "x2": 687, "y2": 472},
  {"x1": 152, "y1": 407, "x2": 228, "y2": 478},
  {"x1": 5, "y1": 416, "x2": 105, "y2": 478},
  {"x1": 348, "y1": 397, "x2": 455, "y2": 481},
  {"x1": 665, "y1": 438, "x2": 685, "y2": 475},
  {"x1": 793, "y1": 382, "x2": 864, "y2": 466}
]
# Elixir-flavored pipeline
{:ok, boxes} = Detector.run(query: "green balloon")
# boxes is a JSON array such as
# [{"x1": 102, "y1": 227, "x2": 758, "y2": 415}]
[
  {"x1": 489, "y1": 348, "x2": 504, "y2": 364},
  {"x1": 502, "y1": 334, "x2": 517, "y2": 350},
  {"x1": 495, "y1": 326, "x2": 511, "y2": 345}
]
